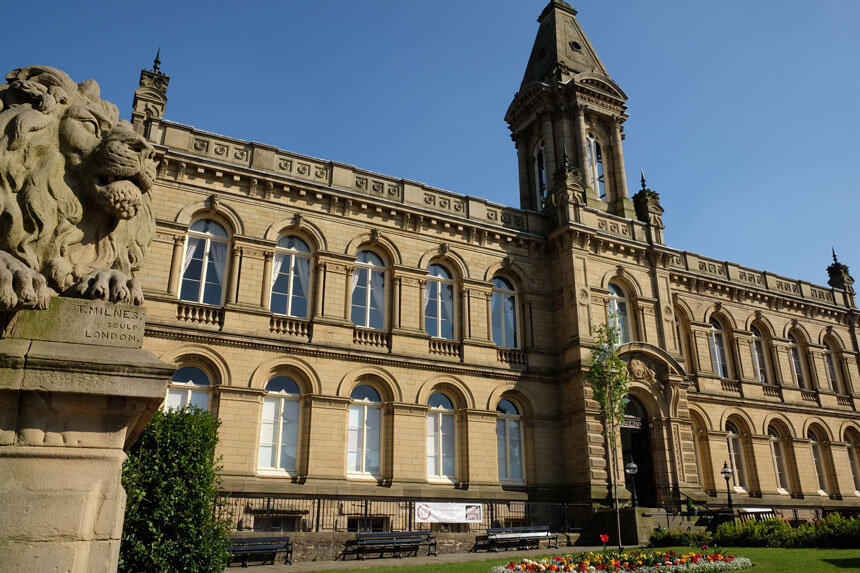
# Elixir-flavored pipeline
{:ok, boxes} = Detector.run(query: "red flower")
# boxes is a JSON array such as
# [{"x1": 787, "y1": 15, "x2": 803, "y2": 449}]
[{"x1": 600, "y1": 534, "x2": 610, "y2": 543}]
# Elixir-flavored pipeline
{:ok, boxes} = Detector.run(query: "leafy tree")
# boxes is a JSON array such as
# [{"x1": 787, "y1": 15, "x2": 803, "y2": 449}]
[
  {"x1": 119, "y1": 407, "x2": 231, "y2": 572},
  {"x1": 586, "y1": 319, "x2": 630, "y2": 548}
]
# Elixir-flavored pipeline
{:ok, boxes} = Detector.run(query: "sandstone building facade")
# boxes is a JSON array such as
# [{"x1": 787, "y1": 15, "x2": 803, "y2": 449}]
[{"x1": 133, "y1": 1, "x2": 860, "y2": 530}]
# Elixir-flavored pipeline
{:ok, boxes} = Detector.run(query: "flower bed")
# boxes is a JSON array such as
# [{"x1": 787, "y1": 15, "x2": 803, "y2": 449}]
[{"x1": 489, "y1": 549, "x2": 752, "y2": 572}]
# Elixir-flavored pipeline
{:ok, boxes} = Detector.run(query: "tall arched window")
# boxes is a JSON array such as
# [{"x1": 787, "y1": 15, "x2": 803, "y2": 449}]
[
  {"x1": 270, "y1": 236, "x2": 311, "y2": 318},
  {"x1": 165, "y1": 366, "x2": 210, "y2": 411},
  {"x1": 808, "y1": 428, "x2": 829, "y2": 494},
  {"x1": 426, "y1": 392, "x2": 456, "y2": 481},
  {"x1": 258, "y1": 376, "x2": 301, "y2": 473},
  {"x1": 607, "y1": 283, "x2": 631, "y2": 344},
  {"x1": 768, "y1": 425, "x2": 789, "y2": 494},
  {"x1": 585, "y1": 132, "x2": 606, "y2": 200},
  {"x1": 845, "y1": 429, "x2": 860, "y2": 495},
  {"x1": 750, "y1": 326, "x2": 769, "y2": 384},
  {"x1": 534, "y1": 140, "x2": 547, "y2": 207},
  {"x1": 491, "y1": 277, "x2": 518, "y2": 348},
  {"x1": 726, "y1": 421, "x2": 747, "y2": 490},
  {"x1": 675, "y1": 314, "x2": 688, "y2": 360},
  {"x1": 424, "y1": 264, "x2": 455, "y2": 339},
  {"x1": 709, "y1": 319, "x2": 729, "y2": 378},
  {"x1": 824, "y1": 342, "x2": 843, "y2": 394},
  {"x1": 496, "y1": 399, "x2": 523, "y2": 482},
  {"x1": 180, "y1": 219, "x2": 229, "y2": 306},
  {"x1": 351, "y1": 251, "x2": 385, "y2": 330},
  {"x1": 788, "y1": 335, "x2": 807, "y2": 389},
  {"x1": 348, "y1": 385, "x2": 382, "y2": 477}
]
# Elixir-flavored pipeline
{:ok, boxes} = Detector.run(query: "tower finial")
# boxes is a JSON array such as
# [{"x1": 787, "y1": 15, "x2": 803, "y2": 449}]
[
  {"x1": 832, "y1": 247, "x2": 839, "y2": 264},
  {"x1": 153, "y1": 48, "x2": 161, "y2": 73},
  {"x1": 640, "y1": 169, "x2": 647, "y2": 191}
]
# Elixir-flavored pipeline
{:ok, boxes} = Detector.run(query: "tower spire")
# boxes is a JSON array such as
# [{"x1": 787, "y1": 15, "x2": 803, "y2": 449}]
[{"x1": 153, "y1": 48, "x2": 161, "y2": 74}]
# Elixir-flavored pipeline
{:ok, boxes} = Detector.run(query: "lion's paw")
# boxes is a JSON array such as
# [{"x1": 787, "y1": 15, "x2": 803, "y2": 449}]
[
  {"x1": 0, "y1": 252, "x2": 53, "y2": 311},
  {"x1": 70, "y1": 269, "x2": 144, "y2": 306}
]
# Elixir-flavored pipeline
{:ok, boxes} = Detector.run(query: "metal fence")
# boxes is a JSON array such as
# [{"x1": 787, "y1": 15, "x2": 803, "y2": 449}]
[{"x1": 217, "y1": 494, "x2": 593, "y2": 534}]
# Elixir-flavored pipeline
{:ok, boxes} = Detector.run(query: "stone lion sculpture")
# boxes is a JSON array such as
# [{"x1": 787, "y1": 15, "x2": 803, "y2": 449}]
[{"x1": 0, "y1": 66, "x2": 155, "y2": 309}]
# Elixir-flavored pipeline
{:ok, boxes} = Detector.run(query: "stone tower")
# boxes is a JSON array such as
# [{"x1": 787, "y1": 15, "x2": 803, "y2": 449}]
[{"x1": 505, "y1": 0, "x2": 635, "y2": 219}]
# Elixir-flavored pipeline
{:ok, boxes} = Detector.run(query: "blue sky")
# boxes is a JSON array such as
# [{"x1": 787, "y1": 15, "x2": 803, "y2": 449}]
[{"x1": 4, "y1": 0, "x2": 858, "y2": 287}]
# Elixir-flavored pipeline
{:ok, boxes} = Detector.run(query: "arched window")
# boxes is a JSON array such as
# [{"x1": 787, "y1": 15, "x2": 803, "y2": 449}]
[
  {"x1": 270, "y1": 236, "x2": 312, "y2": 318},
  {"x1": 585, "y1": 132, "x2": 606, "y2": 200},
  {"x1": 768, "y1": 425, "x2": 789, "y2": 494},
  {"x1": 348, "y1": 385, "x2": 382, "y2": 477},
  {"x1": 726, "y1": 421, "x2": 747, "y2": 490},
  {"x1": 351, "y1": 251, "x2": 386, "y2": 330},
  {"x1": 424, "y1": 264, "x2": 455, "y2": 339},
  {"x1": 709, "y1": 319, "x2": 729, "y2": 378},
  {"x1": 808, "y1": 428, "x2": 829, "y2": 494},
  {"x1": 824, "y1": 342, "x2": 843, "y2": 394},
  {"x1": 491, "y1": 277, "x2": 518, "y2": 348},
  {"x1": 675, "y1": 314, "x2": 688, "y2": 360},
  {"x1": 845, "y1": 429, "x2": 860, "y2": 495},
  {"x1": 165, "y1": 366, "x2": 210, "y2": 411},
  {"x1": 496, "y1": 399, "x2": 523, "y2": 482},
  {"x1": 180, "y1": 219, "x2": 229, "y2": 306},
  {"x1": 426, "y1": 392, "x2": 456, "y2": 481},
  {"x1": 607, "y1": 283, "x2": 631, "y2": 344},
  {"x1": 788, "y1": 335, "x2": 807, "y2": 389},
  {"x1": 750, "y1": 326, "x2": 769, "y2": 384},
  {"x1": 534, "y1": 140, "x2": 547, "y2": 207},
  {"x1": 258, "y1": 376, "x2": 301, "y2": 473}
]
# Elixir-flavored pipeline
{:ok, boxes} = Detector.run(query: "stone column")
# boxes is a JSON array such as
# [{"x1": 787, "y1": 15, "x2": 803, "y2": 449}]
[
  {"x1": 167, "y1": 235, "x2": 185, "y2": 296},
  {"x1": 392, "y1": 275, "x2": 401, "y2": 329},
  {"x1": 0, "y1": 298, "x2": 172, "y2": 573},
  {"x1": 515, "y1": 138, "x2": 532, "y2": 210},
  {"x1": 226, "y1": 245, "x2": 242, "y2": 304},
  {"x1": 610, "y1": 118, "x2": 629, "y2": 202},
  {"x1": 540, "y1": 114, "x2": 557, "y2": 196},
  {"x1": 314, "y1": 260, "x2": 325, "y2": 318},
  {"x1": 343, "y1": 265, "x2": 354, "y2": 322},
  {"x1": 260, "y1": 251, "x2": 273, "y2": 308},
  {"x1": 575, "y1": 105, "x2": 591, "y2": 188}
]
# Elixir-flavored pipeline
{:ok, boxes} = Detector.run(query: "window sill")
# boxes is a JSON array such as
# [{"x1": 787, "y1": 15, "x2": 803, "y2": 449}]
[
  {"x1": 426, "y1": 476, "x2": 457, "y2": 485},
  {"x1": 733, "y1": 486, "x2": 748, "y2": 494},
  {"x1": 347, "y1": 473, "x2": 382, "y2": 482},
  {"x1": 500, "y1": 479, "x2": 527, "y2": 487},
  {"x1": 776, "y1": 488, "x2": 790, "y2": 496},
  {"x1": 256, "y1": 469, "x2": 298, "y2": 477},
  {"x1": 817, "y1": 490, "x2": 829, "y2": 497}
]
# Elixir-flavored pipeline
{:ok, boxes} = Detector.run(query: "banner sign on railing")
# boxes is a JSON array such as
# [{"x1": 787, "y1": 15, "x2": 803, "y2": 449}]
[{"x1": 414, "y1": 502, "x2": 483, "y2": 523}]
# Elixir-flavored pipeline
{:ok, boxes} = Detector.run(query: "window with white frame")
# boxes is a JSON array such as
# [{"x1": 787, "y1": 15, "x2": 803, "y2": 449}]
[
  {"x1": 426, "y1": 392, "x2": 456, "y2": 481},
  {"x1": 726, "y1": 421, "x2": 747, "y2": 490},
  {"x1": 270, "y1": 236, "x2": 311, "y2": 319},
  {"x1": 750, "y1": 326, "x2": 769, "y2": 384},
  {"x1": 768, "y1": 426, "x2": 789, "y2": 494},
  {"x1": 347, "y1": 385, "x2": 381, "y2": 476},
  {"x1": 585, "y1": 131, "x2": 606, "y2": 200},
  {"x1": 824, "y1": 343, "x2": 843, "y2": 394},
  {"x1": 709, "y1": 319, "x2": 729, "y2": 378},
  {"x1": 258, "y1": 376, "x2": 301, "y2": 473},
  {"x1": 424, "y1": 264, "x2": 455, "y2": 339},
  {"x1": 165, "y1": 366, "x2": 210, "y2": 411},
  {"x1": 180, "y1": 219, "x2": 229, "y2": 306},
  {"x1": 490, "y1": 277, "x2": 518, "y2": 348},
  {"x1": 607, "y1": 283, "x2": 631, "y2": 344},
  {"x1": 788, "y1": 335, "x2": 807, "y2": 388},
  {"x1": 808, "y1": 428, "x2": 829, "y2": 494},
  {"x1": 846, "y1": 429, "x2": 860, "y2": 495},
  {"x1": 534, "y1": 140, "x2": 547, "y2": 207},
  {"x1": 496, "y1": 399, "x2": 524, "y2": 482},
  {"x1": 350, "y1": 251, "x2": 385, "y2": 330}
]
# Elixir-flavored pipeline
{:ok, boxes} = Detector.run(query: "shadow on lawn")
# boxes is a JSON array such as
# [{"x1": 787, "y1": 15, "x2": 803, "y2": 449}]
[{"x1": 821, "y1": 557, "x2": 860, "y2": 569}]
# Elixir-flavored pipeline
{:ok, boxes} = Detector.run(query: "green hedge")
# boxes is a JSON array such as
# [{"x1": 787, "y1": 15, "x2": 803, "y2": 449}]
[
  {"x1": 649, "y1": 526, "x2": 710, "y2": 547},
  {"x1": 713, "y1": 514, "x2": 860, "y2": 548},
  {"x1": 119, "y1": 408, "x2": 231, "y2": 572}
]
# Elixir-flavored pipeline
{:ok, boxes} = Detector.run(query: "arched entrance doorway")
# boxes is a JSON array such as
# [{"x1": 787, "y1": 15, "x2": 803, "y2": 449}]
[{"x1": 621, "y1": 398, "x2": 657, "y2": 507}]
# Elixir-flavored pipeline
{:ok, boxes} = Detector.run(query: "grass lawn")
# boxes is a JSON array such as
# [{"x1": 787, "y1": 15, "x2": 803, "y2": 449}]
[{"x1": 316, "y1": 546, "x2": 860, "y2": 572}]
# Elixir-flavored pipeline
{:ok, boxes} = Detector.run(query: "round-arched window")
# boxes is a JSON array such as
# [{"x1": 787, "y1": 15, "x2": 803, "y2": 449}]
[
  {"x1": 750, "y1": 326, "x2": 769, "y2": 384},
  {"x1": 497, "y1": 399, "x2": 523, "y2": 482},
  {"x1": 348, "y1": 384, "x2": 382, "y2": 476},
  {"x1": 708, "y1": 319, "x2": 729, "y2": 378},
  {"x1": 607, "y1": 283, "x2": 631, "y2": 344},
  {"x1": 491, "y1": 277, "x2": 517, "y2": 348},
  {"x1": 726, "y1": 421, "x2": 747, "y2": 490},
  {"x1": 808, "y1": 428, "x2": 829, "y2": 494},
  {"x1": 425, "y1": 264, "x2": 455, "y2": 339},
  {"x1": 351, "y1": 251, "x2": 386, "y2": 330},
  {"x1": 180, "y1": 219, "x2": 230, "y2": 306},
  {"x1": 271, "y1": 236, "x2": 312, "y2": 318},
  {"x1": 166, "y1": 365, "x2": 210, "y2": 411},
  {"x1": 258, "y1": 376, "x2": 301, "y2": 472},
  {"x1": 427, "y1": 392, "x2": 456, "y2": 480}
]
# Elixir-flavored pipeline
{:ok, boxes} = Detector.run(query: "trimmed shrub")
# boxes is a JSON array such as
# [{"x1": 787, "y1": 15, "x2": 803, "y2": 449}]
[
  {"x1": 119, "y1": 407, "x2": 231, "y2": 572},
  {"x1": 649, "y1": 527, "x2": 710, "y2": 547},
  {"x1": 713, "y1": 514, "x2": 860, "y2": 548}
]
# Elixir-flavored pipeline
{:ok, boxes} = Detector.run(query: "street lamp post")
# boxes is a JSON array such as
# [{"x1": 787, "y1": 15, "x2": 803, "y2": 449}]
[
  {"x1": 720, "y1": 461, "x2": 734, "y2": 518},
  {"x1": 625, "y1": 456, "x2": 639, "y2": 508}
]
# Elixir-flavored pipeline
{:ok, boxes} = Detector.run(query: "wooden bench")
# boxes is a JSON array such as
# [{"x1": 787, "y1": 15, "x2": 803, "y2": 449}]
[
  {"x1": 738, "y1": 507, "x2": 777, "y2": 523},
  {"x1": 486, "y1": 525, "x2": 559, "y2": 552},
  {"x1": 352, "y1": 531, "x2": 437, "y2": 560},
  {"x1": 228, "y1": 535, "x2": 293, "y2": 567}
]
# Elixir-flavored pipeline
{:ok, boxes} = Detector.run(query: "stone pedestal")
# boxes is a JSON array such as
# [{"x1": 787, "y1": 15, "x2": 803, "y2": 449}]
[{"x1": 0, "y1": 298, "x2": 173, "y2": 573}]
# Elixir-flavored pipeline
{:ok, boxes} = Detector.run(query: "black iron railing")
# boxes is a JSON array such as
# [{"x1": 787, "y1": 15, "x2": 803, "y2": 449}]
[{"x1": 217, "y1": 494, "x2": 593, "y2": 534}]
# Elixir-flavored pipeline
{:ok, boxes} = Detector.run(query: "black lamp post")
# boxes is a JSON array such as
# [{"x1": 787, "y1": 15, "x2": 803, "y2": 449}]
[
  {"x1": 721, "y1": 461, "x2": 734, "y2": 510},
  {"x1": 625, "y1": 456, "x2": 639, "y2": 508}
]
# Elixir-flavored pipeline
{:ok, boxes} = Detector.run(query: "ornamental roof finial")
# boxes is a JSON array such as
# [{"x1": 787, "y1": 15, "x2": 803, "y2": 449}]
[
  {"x1": 640, "y1": 169, "x2": 647, "y2": 191},
  {"x1": 153, "y1": 48, "x2": 161, "y2": 74}
]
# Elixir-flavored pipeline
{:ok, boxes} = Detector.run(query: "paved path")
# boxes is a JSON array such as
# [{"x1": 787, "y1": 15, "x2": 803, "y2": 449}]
[{"x1": 230, "y1": 545, "x2": 608, "y2": 572}]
